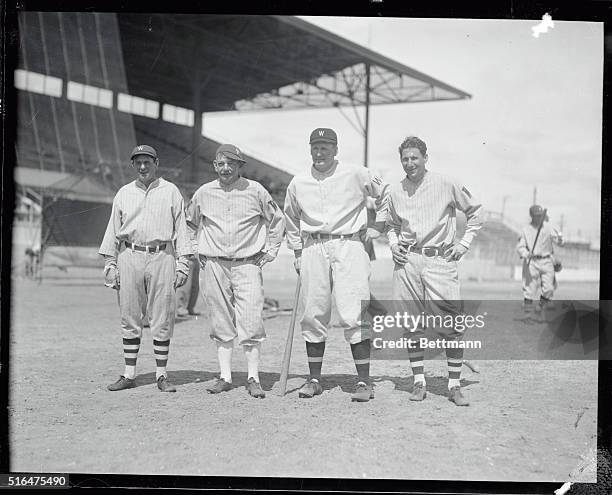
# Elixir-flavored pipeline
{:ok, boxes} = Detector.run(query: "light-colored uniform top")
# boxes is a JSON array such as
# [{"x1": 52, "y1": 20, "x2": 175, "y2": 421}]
[
  {"x1": 99, "y1": 177, "x2": 192, "y2": 267},
  {"x1": 283, "y1": 161, "x2": 388, "y2": 250},
  {"x1": 186, "y1": 177, "x2": 285, "y2": 259},
  {"x1": 517, "y1": 223, "x2": 563, "y2": 258},
  {"x1": 386, "y1": 170, "x2": 483, "y2": 249}
]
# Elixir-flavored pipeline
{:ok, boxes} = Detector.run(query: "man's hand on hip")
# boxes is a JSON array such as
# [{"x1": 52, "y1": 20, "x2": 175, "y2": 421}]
[
  {"x1": 255, "y1": 252, "x2": 275, "y2": 268},
  {"x1": 391, "y1": 244, "x2": 409, "y2": 265},
  {"x1": 445, "y1": 243, "x2": 468, "y2": 262}
]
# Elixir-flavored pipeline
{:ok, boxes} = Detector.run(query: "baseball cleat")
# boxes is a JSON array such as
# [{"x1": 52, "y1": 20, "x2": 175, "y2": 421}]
[
  {"x1": 207, "y1": 378, "x2": 232, "y2": 394},
  {"x1": 176, "y1": 308, "x2": 189, "y2": 318},
  {"x1": 246, "y1": 377, "x2": 266, "y2": 398},
  {"x1": 409, "y1": 382, "x2": 427, "y2": 401},
  {"x1": 448, "y1": 386, "x2": 469, "y2": 406},
  {"x1": 351, "y1": 381, "x2": 374, "y2": 402},
  {"x1": 157, "y1": 375, "x2": 177, "y2": 392},
  {"x1": 298, "y1": 378, "x2": 323, "y2": 398},
  {"x1": 107, "y1": 375, "x2": 135, "y2": 391}
]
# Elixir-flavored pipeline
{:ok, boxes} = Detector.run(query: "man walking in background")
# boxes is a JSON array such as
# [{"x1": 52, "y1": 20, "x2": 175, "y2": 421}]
[{"x1": 517, "y1": 205, "x2": 563, "y2": 314}]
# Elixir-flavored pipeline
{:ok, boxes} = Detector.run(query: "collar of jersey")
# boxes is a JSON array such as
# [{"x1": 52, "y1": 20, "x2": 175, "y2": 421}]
[
  {"x1": 311, "y1": 160, "x2": 338, "y2": 179},
  {"x1": 217, "y1": 175, "x2": 245, "y2": 190},
  {"x1": 135, "y1": 176, "x2": 162, "y2": 192}
]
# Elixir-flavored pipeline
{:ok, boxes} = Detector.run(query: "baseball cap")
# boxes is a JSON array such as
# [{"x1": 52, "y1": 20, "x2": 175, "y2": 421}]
[
  {"x1": 131, "y1": 144, "x2": 157, "y2": 160},
  {"x1": 216, "y1": 144, "x2": 246, "y2": 163},
  {"x1": 309, "y1": 128, "x2": 338, "y2": 144},
  {"x1": 529, "y1": 205, "x2": 544, "y2": 216}
]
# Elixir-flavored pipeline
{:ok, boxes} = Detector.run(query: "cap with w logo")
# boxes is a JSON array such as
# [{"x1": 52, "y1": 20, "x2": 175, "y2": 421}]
[
  {"x1": 309, "y1": 128, "x2": 337, "y2": 144},
  {"x1": 131, "y1": 144, "x2": 158, "y2": 160}
]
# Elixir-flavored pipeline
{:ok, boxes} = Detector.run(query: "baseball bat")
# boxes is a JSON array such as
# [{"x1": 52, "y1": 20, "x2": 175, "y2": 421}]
[
  {"x1": 462, "y1": 359, "x2": 480, "y2": 373},
  {"x1": 278, "y1": 274, "x2": 301, "y2": 396},
  {"x1": 527, "y1": 208, "x2": 548, "y2": 267}
]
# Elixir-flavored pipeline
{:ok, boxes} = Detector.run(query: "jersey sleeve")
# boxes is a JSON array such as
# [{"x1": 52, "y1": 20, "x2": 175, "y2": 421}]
[
  {"x1": 258, "y1": 185, "x2": 285, "y2": 258},
  {"x1": 283, "y1": 180, "x2": 303, "y2": 251},
  {"x1": 451, "y1": 181, "x2": 483, "y2": 249},
  {"x1": 98, "y1": 194, "x2": 122, "y2": 259}
]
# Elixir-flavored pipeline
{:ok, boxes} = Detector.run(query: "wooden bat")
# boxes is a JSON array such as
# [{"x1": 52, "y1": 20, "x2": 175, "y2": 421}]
[
  {"x1": 462, "y1": 360, "x2": 480, "y2": 373},
  {"x1": 278, "y1": 274, "x2": 301, "y2": 396}
]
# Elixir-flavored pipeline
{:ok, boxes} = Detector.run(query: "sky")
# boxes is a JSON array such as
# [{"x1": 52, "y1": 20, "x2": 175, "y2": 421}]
[{"x1": 203, "y1": 16, "x2": 603, "y2": 246}]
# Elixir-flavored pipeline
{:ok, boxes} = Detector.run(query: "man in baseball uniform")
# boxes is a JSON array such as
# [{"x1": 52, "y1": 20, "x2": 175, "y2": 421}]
[
  {"x1": 186, "y1": 144, "x2": 285, "y2": 399},
  {"x1": 386, "y1": 136, "x2": 482, "y2": 406},
  {"x1": 516, "y1": 205, "x2": 563, "y2": 313},
  {"x1": 99, "y1": 144, "x2": 192, "y2": 392},
  {"x1": 284, "y1": 128, "x2": 388, "y2": 402}
]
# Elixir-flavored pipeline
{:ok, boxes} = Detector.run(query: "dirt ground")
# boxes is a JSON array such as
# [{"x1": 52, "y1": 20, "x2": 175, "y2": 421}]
[{"x1": 8, "y1": 257, "x2": 598, "y2": 482}]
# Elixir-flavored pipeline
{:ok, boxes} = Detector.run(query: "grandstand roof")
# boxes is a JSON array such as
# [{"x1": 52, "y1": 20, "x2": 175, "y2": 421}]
[
  {"x1": 14, "y1": 168, "x2": 116, "y2": 204},
  {"x1": 15, "y1": 12, "x2": 470, "y2": 204},
  {"x1": 117, "y1": 14, "x2": 471, "y2": 112}
]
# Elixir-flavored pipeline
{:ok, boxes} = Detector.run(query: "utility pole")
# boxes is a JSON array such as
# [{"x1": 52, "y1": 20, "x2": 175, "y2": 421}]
[{"x1": 532, "y1": 187, "x2": 537, "y2": 205}]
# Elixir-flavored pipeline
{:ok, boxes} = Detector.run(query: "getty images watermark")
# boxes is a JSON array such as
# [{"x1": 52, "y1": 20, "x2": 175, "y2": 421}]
[
  {"x1": 365, "y1": 299, "x2": 604, "y2": 360},
  {"x1": 371, "y1": 311, "x2": 486, "y2": 350}
]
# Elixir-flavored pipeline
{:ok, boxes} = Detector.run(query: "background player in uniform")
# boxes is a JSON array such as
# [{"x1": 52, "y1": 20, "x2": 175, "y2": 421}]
[
  {"x1": 516, "y1": 205, "x2": 563, "y2": 314},
  {"x1": 386, "y1": 136, "x2": 482, "y2": 406},
  {"x1": 186, "y1": 144, "x2": 285, "y2": 399},
  {"x1": 99, "y1": 144, "x2": 192, "y2": 392},
  {"x1": 284, "y1": 128, "x2": 388, "y2": 402}
]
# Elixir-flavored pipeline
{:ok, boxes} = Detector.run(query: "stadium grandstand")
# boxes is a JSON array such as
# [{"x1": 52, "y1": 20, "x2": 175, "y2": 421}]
[{"x1": 12, "y1": 12, "x2": 598, "y2": 282}]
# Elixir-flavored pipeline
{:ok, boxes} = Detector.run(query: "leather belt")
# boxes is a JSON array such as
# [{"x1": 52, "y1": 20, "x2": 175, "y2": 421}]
[
  {"x1": 308, "y1": 232, "x2": 360, "y2": 241},
  {"x1": 532, "y1": 254, "x2": 551, "y2": 259},
  {"x1": 125, "y1": 242, "x2": 166, "y2": 253},
  {"x1": 407, "y1": 245, "x2": 446, "y2": 257},
  {"x1": 204, "y1": 252, "x2": 261, "y2": 263}
]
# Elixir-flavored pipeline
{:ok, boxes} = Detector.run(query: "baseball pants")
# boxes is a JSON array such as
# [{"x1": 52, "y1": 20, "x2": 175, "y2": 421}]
[
  {"x1": 299, "y1": 236, "x2": 371, "y2": 344},
  {"x1": 522, "y1": 257, "x2": 556, "y2": 300},
  {"x1": 118, "y1": 245, "x2": 177, "y2": 341},
  {"x1": 200, "y1": 258, "x2": 265, "y2": 345},
  {"x1": 392, "y1": 251, "x2": 463, "y2": 341}
]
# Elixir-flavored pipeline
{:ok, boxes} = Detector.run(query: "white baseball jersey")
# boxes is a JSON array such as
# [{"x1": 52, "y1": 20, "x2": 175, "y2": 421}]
[
  {"x1": 99, "y1": 177, "x2": 192, "y2": 340},
  {"x1": 386, "y1": 170, "x2": 483, "y2": 249},
  {"x1": 186, "y1": 176, "x2": 284, "y2": 346},
  {"x1": 516, "y1": 223, "x2": 562, "y2": 258},
  {"x1": 99, "y1": 177, "x2": 192, "y2": 259},
  {"x1": 283, "y1": 161, "x2": 388, "y2": 250},
  {"x1": 186, "y1": 177, "x2": 285, "y2": 259}
]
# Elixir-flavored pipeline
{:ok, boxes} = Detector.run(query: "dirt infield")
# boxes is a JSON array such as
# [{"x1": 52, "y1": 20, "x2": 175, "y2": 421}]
[{"x1": 8, "y1": 262, "x2": 598, "y2": 481}]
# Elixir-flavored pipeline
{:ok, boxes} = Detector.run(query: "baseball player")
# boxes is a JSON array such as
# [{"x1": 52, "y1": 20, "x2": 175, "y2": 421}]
[
  {"x1": 516, "y1": 205, "x2": 563, "y2": 313},
  {"x1": 284, "y1": 128, "x2": 388, "y2": 403},
  {"x1": 186, "y1": 144, "x2": 285, "y2": 399},
  {"x1": 99, "y1": 144, "x2": 192, "y2": 392},
  {"x1": 386, "y1": 136, "x2": 483, "y2": 406}
]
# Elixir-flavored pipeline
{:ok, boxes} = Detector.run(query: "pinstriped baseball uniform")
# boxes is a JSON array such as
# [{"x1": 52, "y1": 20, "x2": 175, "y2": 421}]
[
  {"x1": 284, "y1": 161, "x2": 388, "y2": 344},
  {"x1": 186, "y1": 177, "x2": 285, "y2": 345},
  {"x1": 99, "y1": 177, "x2": 192, "y2": 340},
  {"x1": 387, "y1": 171, "x2": 482, "y2": 333},
  {"x1": 517, "y1": 223, "x2": 562, "y2": 300}
]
